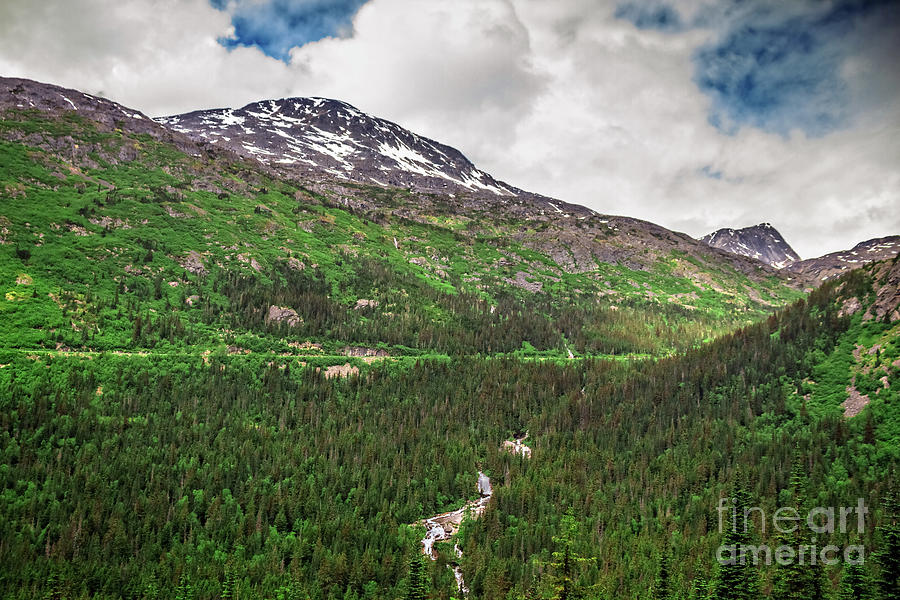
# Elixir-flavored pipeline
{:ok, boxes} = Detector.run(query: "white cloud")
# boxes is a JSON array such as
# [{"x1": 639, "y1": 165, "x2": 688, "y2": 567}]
[{"x1": 0, "y1": 0, "x2": 897, "y2": 258}]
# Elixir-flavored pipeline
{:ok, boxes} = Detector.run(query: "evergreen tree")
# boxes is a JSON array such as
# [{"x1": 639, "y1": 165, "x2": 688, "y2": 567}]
[
  {"x1": 406, "y1": 553, "x2": 428, "y2": 600},
  {"x1": 174, "y1": 572, "x2": 194, "y2": 600},
  {"x1": 548, "y1": 510, "x2": 591, "y2": 600},
  {"x1": 654, "y1": 550, "x2": 671, "y2": 600},
  {"x1": 142, "y1": 576, "x2": 160, "y2": 600},
  {"x1": 874, "y1": 486, "x2": 900, "y2": 600},
  {"x1": 43, "y1": 568, "x2": 64, "y2": 600},
  {"x1": 690, "y1": 573, "x2": 711, "y2": 600},
  {"x1": 771, "y1": 454, "x2": 826, "y2": 600},
  {"x1": 838, "y1": 563, "x2": 872, "y2": 600},
  {"x1": 712, "y1": 475, "x2": 760, "y2": 600},
  {"x1": 221, "y1": 564, "x2": 237, "y2": 600}
]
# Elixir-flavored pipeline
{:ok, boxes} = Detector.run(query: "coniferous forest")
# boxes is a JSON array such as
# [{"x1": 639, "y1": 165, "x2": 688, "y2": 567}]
[
  {"x1": 1, "y1": 80, "x2": 899, "y2": 600},
  {"x1": 1, "y1": 263, "x2": 899, "y2": 599}
]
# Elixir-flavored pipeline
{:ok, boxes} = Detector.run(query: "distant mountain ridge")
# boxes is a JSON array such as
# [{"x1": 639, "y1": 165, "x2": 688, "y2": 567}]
[
  {"x1": 701, "y1": 221, "x2": 900, "y2": 282},
  {"x1": 789, "y1": 236, "x2": 900, "y2": 282},
  {"x1": 701, "y1": 223, "x2": 801, "y2": 269},
  {"x1": 157, "y1": 98, "x2": 521, "y2": 197}
]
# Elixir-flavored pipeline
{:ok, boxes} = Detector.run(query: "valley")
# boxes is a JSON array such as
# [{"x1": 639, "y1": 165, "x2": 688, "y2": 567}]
[{"x1": 1, "y1": 76, "x2": 899, "y2": 600}]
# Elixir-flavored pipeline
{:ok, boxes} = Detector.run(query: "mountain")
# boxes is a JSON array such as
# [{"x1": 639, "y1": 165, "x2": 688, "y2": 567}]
[
  {"x1": 789, "y1": 235, "x2": 900, "y2": 282},
  {"x1": 2, "y1": 76, "x2": 899, "y2": 600},
  {"x1": 700, "y1": 222, "x2": 900, "y2": 282},
  {"x1": 157, "y1": 97, "x2": 523, "y2": 197},
  {"x1": 0, "y1": 76, "x2": 809, "y2": 359},
  {"x1": 700, "y1": 222, "x2": 801, "y2": 268}
]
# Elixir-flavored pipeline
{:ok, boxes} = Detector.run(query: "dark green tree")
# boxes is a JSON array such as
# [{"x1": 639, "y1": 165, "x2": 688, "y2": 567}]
[
  {"x1": 690, "y1": 573, "x2": 711, "y2": 600},
  {"x1": 874, "y1": 486, "x2": 900, "y2": 600},
  {"x1": 174, "y1": 572, "x2": 194, "y2": 600},
  {"x1": 838, "y1": 563, "x2": 872, "y2": 600},
  {"x1": 712, "y1": 475, "x2": 760, "y2": 600},
  {"x1": 406, "y1": 553, "x2": 428, "y2": 600},
  {"x1": 771, "y1": 454, "x2": 826, "y2": 600},
  {"x1": 221, "y1": 564, "x2": 237, "y2": 600},
  {"x1": 43, "y1": 568, "x2": 64, "y2": 600},
  {"x1": 653, "y1": 549, "x2": 671, "y2": 600}
]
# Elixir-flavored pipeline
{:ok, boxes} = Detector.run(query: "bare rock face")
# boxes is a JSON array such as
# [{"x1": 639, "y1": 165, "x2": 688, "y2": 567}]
[
  {"x1": 701, "y1": 223, "x2": 800, "y2": 269},
  {"x1": 863, "y1": 259, "x2": 900, "y2": 322},
  {"x1": 266, "y1": 305, "x2": 301, "y2": 327},
  {"x1": 839, "y1": 296, "x2": 862, "y2": 318}
]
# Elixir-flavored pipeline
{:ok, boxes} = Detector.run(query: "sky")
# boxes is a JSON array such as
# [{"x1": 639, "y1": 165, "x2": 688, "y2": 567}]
[{"x1": 1, "y1": 0, "x2": 898, "y2": 259}]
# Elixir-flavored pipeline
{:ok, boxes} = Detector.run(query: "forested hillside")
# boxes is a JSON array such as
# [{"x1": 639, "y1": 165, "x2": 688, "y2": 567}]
[
  {"x1": 2, "y1": 78, "x2": 899, "y2": 600},
  {"x1": 1, "y1": 258, "x2": 898, "y2": 599}
]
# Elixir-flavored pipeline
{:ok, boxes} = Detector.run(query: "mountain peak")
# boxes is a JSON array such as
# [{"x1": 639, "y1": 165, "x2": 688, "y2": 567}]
[
  {"x1": 701, "y1": 223, "x2": 801, "y2": 269},
  {"x1": 157, "y1": 96, "x2": 520, "y2": 197}
]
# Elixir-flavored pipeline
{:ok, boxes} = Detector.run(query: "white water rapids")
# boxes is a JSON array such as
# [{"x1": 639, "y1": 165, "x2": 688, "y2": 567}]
[{"x1": 417, "y1": 435, "x2": 530, "y2": 595}]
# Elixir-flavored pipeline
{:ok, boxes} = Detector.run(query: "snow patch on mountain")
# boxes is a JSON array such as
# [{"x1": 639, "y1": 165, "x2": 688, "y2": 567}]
[
  {"x1": 701, "y1": 223, "x2": 801, "y2": 269},
  {"x1": 157, "y1": 97, "x2": 518, "y2": 197}
]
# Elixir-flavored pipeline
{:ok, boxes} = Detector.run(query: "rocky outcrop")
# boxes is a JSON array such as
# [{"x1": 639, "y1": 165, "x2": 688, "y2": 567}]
[
  {"x1": 321, "y1": 363, "x2": 359, "y2": 379},
  {"x1": 863, "y1": 259, "x2": 900, "y2": 322},
  {"x1": 180, "y1": 250, "x2": 207, "y2": 276},
  {"x1": 266, "y1": 305, "x2": 301, "y2": 327},
  {"x1": 343, "y1": 346, "x2": 389, "y2": 358}
]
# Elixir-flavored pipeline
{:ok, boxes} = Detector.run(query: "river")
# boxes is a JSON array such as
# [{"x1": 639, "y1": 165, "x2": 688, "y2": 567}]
[{"x1": 417, "y1": 434, "x2": 530, "y2": 594}]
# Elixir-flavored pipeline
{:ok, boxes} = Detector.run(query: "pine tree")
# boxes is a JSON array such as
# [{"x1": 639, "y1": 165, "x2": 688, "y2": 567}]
[
  {"x1": 690, "y1": 573, "x2": 711, "y2": 600},
  {"x1": 653, "y1": 550, "x2": 671, "y2": 600},
  {"x1": 711, "y1": 475, "x2": 760, "y2": 600},
  {"x1": 838, "y1": 563, "x2": 872, "y2": 600},
  {"x1": 175, "y1": 572, "x2": 194, "y2": 600},
  {"x1": 406, "y1": 553, "x2": 427, "y2": 600},
  {"x1": 548, "y1": 510, "x2": 590, "y2": 600},
  {"x1": 771, "y1": 453, "x2": 826, "y2": 600},
  {"x1": 874, "y1": 485, "x2": 900, "y2": 600},
  {"x1": 143, "y1": 575, "x2": 160, "y2": 600},
  {"x1": 44, "y1": 568, "x2": 64, "y2": 600},
  {"x1": 221, "y1": 564, "x2": 237, "y2": 600}
]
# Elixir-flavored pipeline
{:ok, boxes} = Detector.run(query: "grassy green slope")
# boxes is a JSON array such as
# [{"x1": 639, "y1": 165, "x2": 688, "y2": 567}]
[{"x1": 0, "y1": 106, "x2": 803, "y2": 357}]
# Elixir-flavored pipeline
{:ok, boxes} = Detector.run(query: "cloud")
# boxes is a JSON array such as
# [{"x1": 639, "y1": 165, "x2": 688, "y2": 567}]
[
  {"x1": 0, "y1": 0, "x2": 897, "y2": 259},
  {"x1": 693, "y1": 0, "x2": 900, "y2": 138},
  {"x1": 214, "y1": 0, "x2": 371, "y2": 61}
]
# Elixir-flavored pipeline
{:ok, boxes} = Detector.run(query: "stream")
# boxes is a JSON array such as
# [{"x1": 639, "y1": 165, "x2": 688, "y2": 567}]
[{"x1": 417, "y1": 435, "x2": 530, "y2": 595}]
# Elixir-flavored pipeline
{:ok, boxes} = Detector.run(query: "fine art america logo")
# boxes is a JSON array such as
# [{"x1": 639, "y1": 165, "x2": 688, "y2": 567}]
[{"x1": 716, "y1": 497, "x2": 868, "y2": 566}]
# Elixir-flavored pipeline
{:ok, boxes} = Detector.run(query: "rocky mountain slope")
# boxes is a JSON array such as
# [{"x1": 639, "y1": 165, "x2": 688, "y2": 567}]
[
  {"x1": 158, "y1": 97, "x2": 523, "y2": 198},
  {"x1": 790, "y1": 236, "x2": 900, "y2": 282},
  {"x1": 701, "y1": 222, "x2": 801, "y2": 268},
  {"x1": 1, "y1": 76, "x2": 811, "y2": 357}
]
